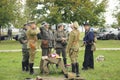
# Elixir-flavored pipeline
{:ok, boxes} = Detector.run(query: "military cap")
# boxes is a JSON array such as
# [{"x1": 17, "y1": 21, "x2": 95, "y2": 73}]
[
  {"x1": 42, "y1": 21, "x2": 49, "y2": 26},
  {"x1": 83, "y1": 22, "x2": 89, "y2": 26},
  {"x1": 23, "y1": 23, "x2": 29, "y2": 27},
  {"x1": 57, "y1": 23, "x2": 63, "y2": 28},
  {"x1": 28, "y1": 21, "x2": 35, "y2": 25}
]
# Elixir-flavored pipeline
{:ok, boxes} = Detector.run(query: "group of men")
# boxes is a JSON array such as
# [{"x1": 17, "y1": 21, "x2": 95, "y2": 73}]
[{"x1": 18, "y1": 21, "x2": 95, "y2": 78}]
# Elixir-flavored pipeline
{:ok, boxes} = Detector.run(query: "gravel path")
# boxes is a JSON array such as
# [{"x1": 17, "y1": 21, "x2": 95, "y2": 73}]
[{"x1": 0, "y1": 48, "x2": 120, "y2": 52}]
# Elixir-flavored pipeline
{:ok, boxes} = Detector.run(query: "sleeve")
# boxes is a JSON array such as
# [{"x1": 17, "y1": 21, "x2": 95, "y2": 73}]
[
  {"x1": 54, "y1": 31, "x2": 62, "y2": 42},
  {"x1": 67, "y1": 32, "x2": 74, "y2": 51},
  {"x1": 88, "y1": 32, "x2": 94, "y2": 43},
  {"x1": 18, "y1": 31, "x2": 24, "y2": 44},
  {"x1": 26, "y1": 30, "x2": 30, "y2": 40}
]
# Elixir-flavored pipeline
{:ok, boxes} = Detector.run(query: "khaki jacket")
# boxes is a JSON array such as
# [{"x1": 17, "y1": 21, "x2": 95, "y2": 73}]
[{"x1": 67, "y1": 30, "x2": 80, "y2": 52}]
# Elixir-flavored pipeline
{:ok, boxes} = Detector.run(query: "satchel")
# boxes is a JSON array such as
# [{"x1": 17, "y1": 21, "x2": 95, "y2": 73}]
[
  {"x1": 41, "y1": 40, "x2": 48, "y2": 48},
  {"x1": 91, "y1": 43, "x2": 96, "y2": 51}
]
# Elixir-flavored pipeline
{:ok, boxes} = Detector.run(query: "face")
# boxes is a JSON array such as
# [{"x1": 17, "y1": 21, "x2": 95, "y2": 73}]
[
  {"x1": 45, "y1": 24, "x2": 49, "y2": 29},
  {"x1": 84, "y1": 25, "x2": 90, "y2": 31},
  {"x1": 30, "y1": 23, "x2": 36, "y2": 29},
  {"x1": 60, "y1": 25, "x2": 64, "y2": 30}
]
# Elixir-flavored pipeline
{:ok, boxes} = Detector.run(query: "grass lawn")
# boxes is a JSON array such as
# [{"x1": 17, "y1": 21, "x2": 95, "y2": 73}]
[{"x1": 0, "y1": 50, "x2": 120, "y2": 80}]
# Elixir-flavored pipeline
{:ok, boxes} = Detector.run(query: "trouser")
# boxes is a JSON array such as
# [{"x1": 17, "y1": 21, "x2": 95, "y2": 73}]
[
  {"x1": 83, "y1": 45, "x2": 94, "y2": 69},
  {"x1": 41, "y1": 48, "x2": 51, "y2": 56},
  {"x1": 29, "y1": 48, "x2": 36, "y2": 63},
  {"x1": 69, "y1": 49, "x2": 79, "y2": 64},
  {"x1": 69, "y1": 48, "x2": 80, "y2": 76},
  {"x1": 56, "y1": 48, "x2": 67, "y2": 66},
  {"x1": 22, "y1": 48, "x2": 29, "y2": 71},
  {"x1": 22, "y1": 49, "x2": 29, "y2": 62},
  {"x1": 40, "y1": 48, "x2": 51, "y2": 72}
]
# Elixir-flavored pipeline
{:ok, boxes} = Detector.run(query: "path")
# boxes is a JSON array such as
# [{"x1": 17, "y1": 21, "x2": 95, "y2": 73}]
[{"x1": 0, "y1": 48, "x2": 120, "y2": 52}]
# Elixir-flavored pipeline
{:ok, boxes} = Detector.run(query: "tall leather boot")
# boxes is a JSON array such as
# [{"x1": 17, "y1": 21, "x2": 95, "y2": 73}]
[
  {"x1": 22, "y1": 62, "x2": 25, "y2": 71},
  {"x1": 29, "y1": 63, "x2": 34, "y2": 75},
  {"x1": 25, "y1": 60, "x2": 29, "y2": 71},
  {"x1": 75, "y1": 63, "x2": 80, "y2": 77},
  {"x1": 63, "y1": 58, "x2": 67, "y2": 68},
  {"x1": 72, "y1": 63, "x2": 76, "y2": 73}
]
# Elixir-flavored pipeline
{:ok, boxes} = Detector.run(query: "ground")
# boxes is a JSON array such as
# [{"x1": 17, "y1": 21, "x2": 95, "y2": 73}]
[{"x1": 0, "y1": 40, "x2": 120, "y2": 80}]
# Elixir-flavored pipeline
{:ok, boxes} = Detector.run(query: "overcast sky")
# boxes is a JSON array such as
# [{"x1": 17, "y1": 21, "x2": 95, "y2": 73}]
[{"x1": 105, "y1": 0, "x2": 119, "y2": 25}]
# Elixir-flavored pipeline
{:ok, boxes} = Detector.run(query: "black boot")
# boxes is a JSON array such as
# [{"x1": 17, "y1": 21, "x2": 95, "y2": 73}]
[
  {"x1": 72, "y1": 63, "x2": 76, "y2": 73},
  {"x1": 22, "y1": 62, "x2": 25, "y2": 71},
  {"x1": 64, "y1": 74, "x2": 68, "y2": 78},
  {"x1": 29, "y1": 63, "x2": 34, "y2": 75},
  {"x1": 75, "y1": 63, "x2": 80, "y2": 77},
  {"x1": 63, "y1": 58, "x2": 67, "y2": 68},
  {"x1": 25, "y1": 60, "x2": 29, "y2": 71}
]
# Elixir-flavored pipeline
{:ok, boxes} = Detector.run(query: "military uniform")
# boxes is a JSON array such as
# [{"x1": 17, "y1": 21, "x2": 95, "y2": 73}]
[
  {"x1": 54, "y1": 30, "x2": 67, "y2": 67},
  {"x1": 67, "y1": 21, "x2": 80, "y2": 77},
  {"x1": 27, "y1": 27, "x2": 38, "y2": 74},
  {"x1": 82, "y1": 30, "x2": 94, "y2": 70},
  {"x1": 40, "y1": 26, "x2": 54, "y2": 73},
  {"x1": 18, "y1": 29, "x2": 29, "y2": 71},
  {"x1": 40, "y1": 27, "x2": 54, "y2": 56}
]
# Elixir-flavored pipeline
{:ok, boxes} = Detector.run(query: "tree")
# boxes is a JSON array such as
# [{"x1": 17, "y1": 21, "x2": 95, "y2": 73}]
[
  {"x1": 0, "y1": 0, "x2": 15, "y2": 26},
  {"x1": 112, "y1": 0, "x2": 120, "y2": 27},
  {"x1": 28, "y1": 0, "x2": 107, "y2": 26},
  {"x1": 0, "y1": 0, "x2": 16, "y2": 41},
  {"x1": 116, "y1": 13, "x2": 120, "y2": 26}
]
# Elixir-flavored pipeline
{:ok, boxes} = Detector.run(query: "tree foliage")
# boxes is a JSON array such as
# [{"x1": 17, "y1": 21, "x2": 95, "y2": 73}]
[
  {"x1": 0, "y1": 0, "x2": 15, "y2": 27},
  {"x1": 114, "y1": 1, "x2": 120, "y2": 26},
  {"x1": 31, "y1": 0, "x2": 107, "y2": 26}
]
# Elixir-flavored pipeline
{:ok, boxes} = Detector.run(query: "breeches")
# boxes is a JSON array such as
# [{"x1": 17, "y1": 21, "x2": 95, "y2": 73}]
[
  {"x1": 29, "y1": 48, "x2": 36, "y2": 63},
  {"x1": 69, "y1": 51, "x2": 79, "y2": 63}
]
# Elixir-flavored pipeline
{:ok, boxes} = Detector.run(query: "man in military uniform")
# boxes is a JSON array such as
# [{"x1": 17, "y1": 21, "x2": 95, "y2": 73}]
[
  {"x1": 40, "y1": 22, "x2": 54, "y2": 73},
  {"x1": 82, "y1": 23, "x2": 94, "y2": 70},
  {"x1": 54, "y1": 23, "x2": 67, "y2": 67},
  {"x1": 40, "y1": 22, "x2": 54, "y2": 56},
  {"x1": 26, "y1": 21, "x2": 38, "y2": 74},
  {"x1": 18, "y1": 24, "x2": 29, "y2": 72},
  {"x1": 66, "y1": 21, "x2": 80, "y2": 77}
]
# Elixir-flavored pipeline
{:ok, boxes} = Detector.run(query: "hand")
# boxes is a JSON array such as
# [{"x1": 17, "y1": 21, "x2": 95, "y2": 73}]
[
  {"x1": 23, "y1": 40, "x2": 27, "y2": 43},
  {"x1": 81, "y1": 44, "x2": 84, "y2": 47}
]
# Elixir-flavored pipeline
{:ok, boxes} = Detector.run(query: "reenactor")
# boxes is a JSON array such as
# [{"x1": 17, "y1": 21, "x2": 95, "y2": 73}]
[
  {"x1": 54, "y1": 23, "x2": 67, "y2": 67},
  {"x1": 66, "y1": 21, "x2": 80, "y2": 77},
  {"x1": 18, "y1": 23, "x2": 29, "y2": 72},
  {"x1": 40, "y1": 22, "x2": 54, "y2": 73},
  {"x1": 82, "y1": 22, "x2": 95, "y2": 70},
  {"x1": 40, "y1": 22, "x2": 54, "y2": 56},
  {"x1": 26, "y1": 21, "x2": 38, "y2": 74},
  {"x1": 8, "y1": 28, "x2": 12, "y2": 40}
]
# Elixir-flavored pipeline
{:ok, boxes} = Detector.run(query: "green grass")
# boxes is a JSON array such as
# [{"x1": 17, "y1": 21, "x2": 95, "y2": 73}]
[
  {"x1": 96, "y1": 40, "x2": 120, "y2": 48},
  {"x1": 0, "y1": 40, "x2": 120, "y2": 50},
  {"x1": 0, "y1": 50, "x2": 120, "y2": 80},
  {"x1": 0, "y1": 40, "x2": 41, "y2": 50},
  {"x1": 0, "y1": 40, "x2": 21, "y2": 50}
]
